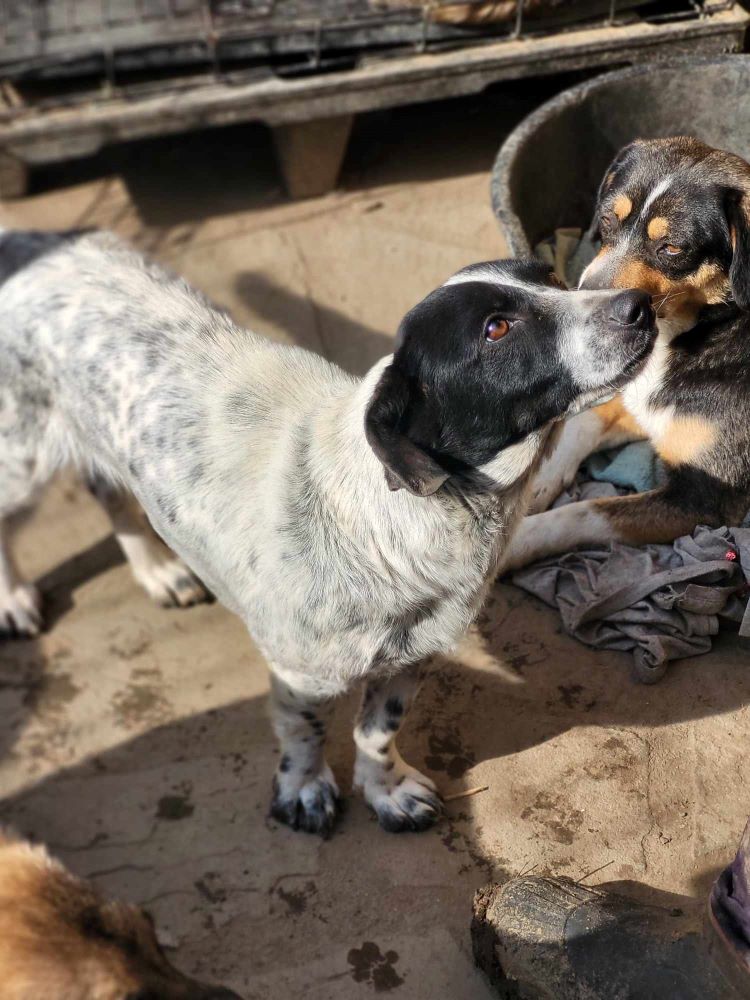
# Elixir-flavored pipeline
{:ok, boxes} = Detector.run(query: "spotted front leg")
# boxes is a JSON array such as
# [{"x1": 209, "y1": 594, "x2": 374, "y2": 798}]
[
  {"x1": 354, "y1": 669, "x2": 442, "y2": 833},
  {"x1": 268, "y1": 672, "x2": 340, "y2": 837}
]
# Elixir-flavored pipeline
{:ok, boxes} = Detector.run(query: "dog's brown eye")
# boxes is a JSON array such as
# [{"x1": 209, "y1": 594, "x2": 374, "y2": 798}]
[
  {"x1": 599, "y1": 214, "x2": 615, "y2": 235},
  {"x1": 660, "y1": 244, "x2": 683, "y2": 256},
  {"x1": 485, "y1": 318, "x2": 510, "y2": 342}
]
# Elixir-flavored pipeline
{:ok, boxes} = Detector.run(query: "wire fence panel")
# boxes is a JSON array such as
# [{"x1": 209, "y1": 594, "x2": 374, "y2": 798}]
[{"x1": 0, "y1": 0, "x2": 731, "y2": 82}]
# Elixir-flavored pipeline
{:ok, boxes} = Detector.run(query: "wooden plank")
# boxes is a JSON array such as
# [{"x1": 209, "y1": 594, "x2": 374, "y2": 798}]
[
  {"x1": 0, "y1": 150, "x2": 28, "y2": 199},
  {"x1": 271, "y1": 114, "x2": 353, "y2": 197}
]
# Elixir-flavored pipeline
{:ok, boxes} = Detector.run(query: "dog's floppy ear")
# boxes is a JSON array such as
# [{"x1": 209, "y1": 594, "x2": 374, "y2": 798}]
[
  {"x1": 596, "y1": 140, "x2": 644, "y2": 206},
  {"x1": 726, "y1": 188, "x2": 750, "y2": 311},
  {"x1": 364, "y1": 362, "x2": 450, "y2": 497}
]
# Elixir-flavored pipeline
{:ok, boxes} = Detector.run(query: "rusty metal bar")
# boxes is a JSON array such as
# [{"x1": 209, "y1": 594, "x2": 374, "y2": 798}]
[
  {"x1": 201, "y1": 0, "x2": 221, "y2": 77},
  {"x1": 97, "y1": 0, "x2": 116, "y2": 93},
  {"x1": 311, "y1": 19, "x2": 323, "y2": 68}
]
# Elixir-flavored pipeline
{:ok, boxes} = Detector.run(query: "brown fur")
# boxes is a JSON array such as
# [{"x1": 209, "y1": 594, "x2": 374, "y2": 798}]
[
  {"x1": 0, "y1": 830, "x2": 239, "y2": 1000},
  {"x1": 592, "y1": 396, "x2": 645, "y2": 441},
  {"x1": 593, "y1": 491, "x2": 700, "y2": 546},
  {"x1": 657, "y1": 415, "x2": 717, "y2": 467},
  {"x1": 610, "y1": 259, "x2": 729, "y2": 328},
  {"x1": 415, "y1": 0, "x2": 569, "y2": 24}
]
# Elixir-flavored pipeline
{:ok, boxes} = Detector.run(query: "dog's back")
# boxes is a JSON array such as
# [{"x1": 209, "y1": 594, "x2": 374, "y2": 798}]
[{"x1": 0, "y1": 229, "x2": 351, "y2": 606}]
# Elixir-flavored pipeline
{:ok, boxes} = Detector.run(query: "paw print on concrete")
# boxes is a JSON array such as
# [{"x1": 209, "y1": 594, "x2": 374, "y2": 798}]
[{"x1": 347, "y1": 941, "x2": 404, "y2": 991}]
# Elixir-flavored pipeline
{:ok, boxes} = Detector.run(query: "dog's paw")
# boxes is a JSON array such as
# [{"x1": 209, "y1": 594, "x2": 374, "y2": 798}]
[
  {"x1": 526, "y1": 471, "x2": 575, "y2": 515},
  {"x1": 134, "y1": 558, "x2": 209, "y2": 608},
  {"x1": 0, "y1": 583, "x2": 43, "y2": 638},
  {"x1": 356, "y1": 760, "x2": 443, "y2": 833},
  {"x1": 270, "y1": 764, "x2": 340, "y2": 837}
]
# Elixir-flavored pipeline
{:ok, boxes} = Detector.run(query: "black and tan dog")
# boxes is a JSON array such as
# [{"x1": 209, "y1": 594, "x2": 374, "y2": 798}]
[{"x1": 504, "y1": 136, "x2": 750, "y2": 569}]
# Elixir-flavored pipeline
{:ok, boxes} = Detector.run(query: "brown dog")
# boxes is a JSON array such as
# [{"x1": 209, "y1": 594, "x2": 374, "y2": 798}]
[
  {"x1": 0, "y1": 830, "x2": 240, "y2": 1000},
  {"x1": 504, "y1": 136, "x2": 750, "y2": 569}
]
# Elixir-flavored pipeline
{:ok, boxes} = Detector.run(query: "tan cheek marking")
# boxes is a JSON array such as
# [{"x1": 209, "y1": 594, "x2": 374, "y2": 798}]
[
  {"x1": 614, "y1": 258, "x2": 728, "y2": 312},
  {"x1": 611, "y1": 260, "x2": 673, "y2": 293},
  {"x1": 655, "y1": 416, "x2": 717, "y2": 467},
  {"x1": 647, "y1": 216, "x2": 669, "y2": 240},
  {"x1": 685, "y1": 262, "x2": 729, "y2": 305},
  {"x1": 613, "y1": 195, "x2": 633, "y2": 221}
]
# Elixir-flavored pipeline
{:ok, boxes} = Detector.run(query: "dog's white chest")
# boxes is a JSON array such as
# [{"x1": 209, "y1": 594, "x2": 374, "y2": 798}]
[{"x1": 622, "y1": 337, "x2": 673, "y2": 439}]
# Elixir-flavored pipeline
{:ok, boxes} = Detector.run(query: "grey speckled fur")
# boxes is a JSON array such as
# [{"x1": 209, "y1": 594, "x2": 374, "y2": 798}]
[{"x1": 0, "y1": 230, "x2": 653, "y2": 835}]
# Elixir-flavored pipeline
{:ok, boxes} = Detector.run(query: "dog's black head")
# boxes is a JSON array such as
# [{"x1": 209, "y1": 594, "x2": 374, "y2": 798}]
[
  {"x1": 580, "y1": 136, "x2": 750, "y2": 324},
  {"x1": 365, "y1": 258, "x2": 656, "y2": 496}
]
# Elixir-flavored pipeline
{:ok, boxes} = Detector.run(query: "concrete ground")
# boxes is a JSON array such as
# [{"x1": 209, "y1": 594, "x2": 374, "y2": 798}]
[{"x1": 1, "y1": 87, "x2": 749, "y2": 999}]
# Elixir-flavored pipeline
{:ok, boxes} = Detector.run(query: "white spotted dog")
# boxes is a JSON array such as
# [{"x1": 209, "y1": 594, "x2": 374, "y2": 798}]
[
  {"x1": 0, "y1": 232, "x2": 655, "y2": 835},
  {"x1": 503, "y1": 137, "x2": 750, "y2": 573}
]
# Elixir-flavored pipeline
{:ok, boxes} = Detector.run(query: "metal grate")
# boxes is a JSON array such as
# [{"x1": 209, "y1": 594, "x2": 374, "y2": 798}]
[{"x1": 0, "y1": 0, "x2": 737, "y2": 87}]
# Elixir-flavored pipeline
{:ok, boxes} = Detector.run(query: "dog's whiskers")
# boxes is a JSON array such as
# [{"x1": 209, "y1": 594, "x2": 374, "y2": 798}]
[{"x1": 653, "y1": 289, "x2": 688, "y2": 316}]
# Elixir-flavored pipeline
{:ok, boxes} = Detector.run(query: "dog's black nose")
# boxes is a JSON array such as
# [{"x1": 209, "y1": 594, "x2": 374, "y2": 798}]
[{"x1": 610, "y1": 289, "x2": 653, "y2": 328}]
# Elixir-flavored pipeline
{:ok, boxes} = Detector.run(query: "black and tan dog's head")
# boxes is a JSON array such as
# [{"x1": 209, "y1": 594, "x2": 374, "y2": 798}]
[
  {"x1": 580, "y1": 136, "x2": 750, "y2": 327},
  {"x1": 365, "y1": 258, "x2": 656, "y2": 496},
  {"x1": 0, "y1": 831, "x2": 241, "y2": 1000}
]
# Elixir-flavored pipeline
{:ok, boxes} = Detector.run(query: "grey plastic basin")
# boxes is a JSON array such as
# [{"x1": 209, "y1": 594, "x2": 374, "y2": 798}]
[{"x1": 491, "y1": 56, "x2": 750, "y2": 256}]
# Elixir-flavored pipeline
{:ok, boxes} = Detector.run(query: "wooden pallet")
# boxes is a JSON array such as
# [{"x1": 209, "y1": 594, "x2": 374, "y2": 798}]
[{"x1": 0, "y1": 2, "x2": 746, "y2": 199}]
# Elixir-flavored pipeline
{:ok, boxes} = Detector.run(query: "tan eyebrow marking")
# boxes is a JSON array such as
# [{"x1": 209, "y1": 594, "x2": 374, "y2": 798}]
[
  {"x1": 613, "y1": 195, "x2": 633, "y2": 221},
  {"x1": 647, "y1": 216, "x2": 669, "y2": 240}
]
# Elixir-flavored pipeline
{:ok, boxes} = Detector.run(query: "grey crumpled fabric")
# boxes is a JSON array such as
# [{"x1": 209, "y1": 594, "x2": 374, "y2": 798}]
[{"x1": 512, "y1": 473, "x2": 750, "y2": 683}]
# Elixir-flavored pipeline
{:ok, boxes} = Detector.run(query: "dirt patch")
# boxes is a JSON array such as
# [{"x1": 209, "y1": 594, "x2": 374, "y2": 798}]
[{"x1": 521, "y1": 791, "x2": 584, "y2": 846}]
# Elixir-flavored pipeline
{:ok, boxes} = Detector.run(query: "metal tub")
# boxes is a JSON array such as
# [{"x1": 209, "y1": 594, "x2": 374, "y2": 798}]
[{"x1": 491, "y1": 55, "x2": 750, "y2": 255}]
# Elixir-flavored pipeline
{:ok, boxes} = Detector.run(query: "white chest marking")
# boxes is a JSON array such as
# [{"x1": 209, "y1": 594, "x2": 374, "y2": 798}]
[{"x1": 622, "y1": 335, "x2": 674, "y2": 440}]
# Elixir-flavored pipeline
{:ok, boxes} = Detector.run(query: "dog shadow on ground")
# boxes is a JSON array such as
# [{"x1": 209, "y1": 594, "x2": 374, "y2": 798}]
[
  {"x1": 233, "y1": 270, "x2": 395, "y2": 377},
  {"x1": 32, "y1": 79, "x2": 557, "y2": 232},
  {"x1": 0, "y1": 532, "x2": 124, "y2": 764},
  {"x1": 2, "y1": 568, "x2": 748, "y2": 895},
  {"x1": 0, "y1": 559, "x2": 746, "y2": 995}
]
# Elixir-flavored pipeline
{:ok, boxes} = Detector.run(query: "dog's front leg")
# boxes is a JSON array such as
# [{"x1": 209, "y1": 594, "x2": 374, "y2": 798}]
[
  {"x1": 528, "y1": 399, "x2": 646, "y2": 514},
  {"x1": 501, "y1": 487, "x2": 704, "y2": 572},
  {"x1": 354, "y1": 667, "x2": 443, "y2": 833},
  {"x1": 268, "y1": 671, "x2": 340, "y2": 837}
]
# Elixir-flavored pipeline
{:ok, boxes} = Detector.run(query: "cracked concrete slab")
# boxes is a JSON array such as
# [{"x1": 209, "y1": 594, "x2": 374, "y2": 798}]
[{"x1": 1, "y1": 91, "x2": 749, "y2": 999}]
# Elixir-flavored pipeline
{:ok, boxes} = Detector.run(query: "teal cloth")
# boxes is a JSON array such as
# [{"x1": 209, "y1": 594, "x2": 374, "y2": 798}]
[{"x1": 584, "y1": 440, "x2": 663, "y2": 494}]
